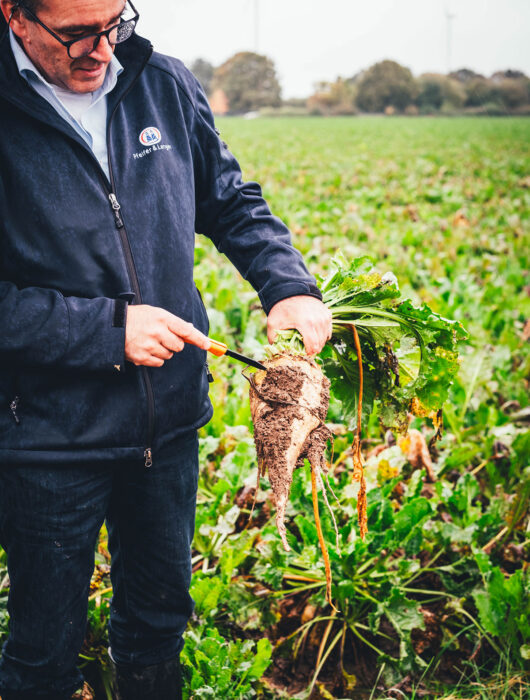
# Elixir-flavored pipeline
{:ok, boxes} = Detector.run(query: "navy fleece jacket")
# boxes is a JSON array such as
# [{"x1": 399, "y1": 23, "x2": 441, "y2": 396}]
[{"x1": 0, "y1": 23, "x2": 321, "y2": 465}]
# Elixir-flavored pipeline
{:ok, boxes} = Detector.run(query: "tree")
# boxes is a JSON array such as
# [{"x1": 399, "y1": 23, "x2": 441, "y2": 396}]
[
  {"x1": 212, "y1": 52, "x2": 281, "y2": 114},
  {"x1": 491, "y1": 69, "x2": 527, "y2": 83},
  {"x1": 464, "y1": 77, "x2": 496, "y2": 107},
  {"x1": 417, "y1": 73, "x2": 466, "y2": 112},
  {"x1": 496, "y1": 78, "x2": 530, "y2": 109},
  {"x1": 355, "y1": 60, "x2": 418, "y2": 113},
  {"x1": 190, "y1": 58, "x2": 214, "y2": 96},
  {"x1": 417, "y1": 74, "x2": 444, "y2": 111},
  {"x1": 447, "y1": 68, "x2": 530, "y2": 111},
  {"x1": 449, "y1": 68, "x2": 485, "y2": 84},
  {"x1": 307, "y1": 77, "x2": 357, "y2": 115}
]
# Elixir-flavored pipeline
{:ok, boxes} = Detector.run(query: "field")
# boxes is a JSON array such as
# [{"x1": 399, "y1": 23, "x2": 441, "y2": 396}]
[{"x1": 1, "y1": 116, "x2": 529, "y2": 699}]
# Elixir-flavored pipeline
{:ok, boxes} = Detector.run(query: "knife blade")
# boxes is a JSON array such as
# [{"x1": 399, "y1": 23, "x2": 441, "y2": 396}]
[{"x1": 208, "y1": 339, "x2": 267, "y2": 371}]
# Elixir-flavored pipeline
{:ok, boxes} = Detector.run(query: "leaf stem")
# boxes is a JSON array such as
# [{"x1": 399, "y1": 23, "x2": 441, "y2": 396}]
[
  {"x1": 349, "y1": 622, "x2": 386, "y2": 657},
  {"x1": 308, "y1": 628, "x2": 343, "y2": 697},
  {"x1": 351, "y1": 324, "x2": 368, "y2": 539}
]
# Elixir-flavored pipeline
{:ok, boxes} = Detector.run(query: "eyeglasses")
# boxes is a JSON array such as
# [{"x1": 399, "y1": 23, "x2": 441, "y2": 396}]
[{"x1": 17, "y1": 0, "x2": 139, "y2": 59}]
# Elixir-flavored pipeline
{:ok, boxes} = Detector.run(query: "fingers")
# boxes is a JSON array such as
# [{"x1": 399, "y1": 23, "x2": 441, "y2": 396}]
[
  {"x1": 159, "y1": 328, "x2": 185, "y2": 354},
  {"x1": 326, "y1": 315, "x2": 333, "y2": 341},
  {"x1": 272, "y1": 310, "x2": 332, "y2": 357},
  {"x1": 300, "y1": 316, "x2": 330, "y2": 355},
  {"x1": 131, "y1": 345, "x2": 173, "y2": 366},
  {"x1": 267, "y1": 296, "x2": 332, "y2": 357},
  {"x1": 146, "y1": 320, "x2": 206, "y2": 365},
  {"x1": 135, "y1": 356, "x2": 166, "y2": 368},
  {"x1": 268, "y1": 317, "x2": 327, "y2": 357},
  {"x1": 166, "y1": 317, "x2": 211, "y2": 351},
  {"x1": 300, "y1": 325, "x2": 321, "y2": 356},
  {"x1": 267, "y1": 326, "x2": 278, "y2": 345},
  {"x1": 125, "y1": 305, "x2": 210, "y2": 368}
]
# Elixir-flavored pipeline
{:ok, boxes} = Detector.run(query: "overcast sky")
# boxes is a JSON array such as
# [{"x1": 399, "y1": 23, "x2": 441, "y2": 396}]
[{"x1": 135, "y1": 0, "x2": 530, "y2": 98}]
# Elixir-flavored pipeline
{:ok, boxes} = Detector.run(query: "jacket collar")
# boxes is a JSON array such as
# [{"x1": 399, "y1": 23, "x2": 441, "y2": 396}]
[{"x1": 0, "y1": 11, "x2": 152, "y2": 129}]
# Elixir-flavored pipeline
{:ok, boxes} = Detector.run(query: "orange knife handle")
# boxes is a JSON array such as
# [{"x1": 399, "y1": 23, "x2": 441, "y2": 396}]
[{"x1": 208, "y1": 339, "x2": 228, "y2": 357}]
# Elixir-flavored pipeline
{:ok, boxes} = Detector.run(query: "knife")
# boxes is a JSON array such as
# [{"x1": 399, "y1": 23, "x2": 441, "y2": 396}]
[{"x1": 208, "y1": 339, "x2": 267, "y2": 371}]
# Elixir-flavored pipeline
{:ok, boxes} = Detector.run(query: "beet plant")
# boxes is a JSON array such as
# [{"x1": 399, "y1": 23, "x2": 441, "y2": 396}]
[{"x1": 248, "y1": 255, "x2": 467, "y2": 607}]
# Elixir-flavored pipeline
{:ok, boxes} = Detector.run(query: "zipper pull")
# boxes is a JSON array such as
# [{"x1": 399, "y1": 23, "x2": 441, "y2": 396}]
[
  {"x1": 205, "y1": 361, "x2": 214, "y2": 383},
  {"x1": 144, "y1": 447, "x2": 153, "y2": 468},
  {"x1": 109, "y1": 193, "x2": 124, "y2": 229},
  {"x1": 10, "y1": 396, "x2": 20, "y2": 424}
]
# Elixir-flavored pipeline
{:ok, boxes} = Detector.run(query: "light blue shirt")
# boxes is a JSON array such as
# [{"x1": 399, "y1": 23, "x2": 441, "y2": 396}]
[{"x1": 10, "y1": 29, "x2": 123, "y2": 179}]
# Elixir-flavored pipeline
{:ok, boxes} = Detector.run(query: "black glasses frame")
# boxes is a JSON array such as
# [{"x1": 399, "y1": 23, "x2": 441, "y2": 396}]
[{"x1": 16, "y1": 0, "x2": 139, "y2": 58}]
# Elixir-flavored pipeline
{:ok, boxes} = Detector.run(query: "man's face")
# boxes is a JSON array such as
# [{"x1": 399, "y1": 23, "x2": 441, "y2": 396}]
[{"x1": 7, "y1": 0, "x2": 126, "y2": 92}]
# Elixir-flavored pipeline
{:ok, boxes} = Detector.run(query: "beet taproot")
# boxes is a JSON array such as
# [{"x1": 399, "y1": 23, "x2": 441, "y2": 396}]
[{"x1": 248, "y1": 354, "x2": 339, "y2": 606}]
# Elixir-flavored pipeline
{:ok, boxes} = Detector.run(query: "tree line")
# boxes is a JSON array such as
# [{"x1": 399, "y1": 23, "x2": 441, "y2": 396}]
[{"x1": 190, "y1": 54, "x2": 530, "y2": 116}]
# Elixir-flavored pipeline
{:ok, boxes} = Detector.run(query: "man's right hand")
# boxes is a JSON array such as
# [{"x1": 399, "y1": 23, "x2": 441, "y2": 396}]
[{"x1": 125, "y1": 305, "x2": 210, "y2": 367}]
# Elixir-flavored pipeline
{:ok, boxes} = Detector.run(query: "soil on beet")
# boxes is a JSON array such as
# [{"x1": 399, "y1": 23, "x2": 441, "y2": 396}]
[
  {"x1": 250, "y1": 359, "x2": 307, "y2": 485},
  {"x1": 250, "y1": 357, "x2": 329, "y2": 464},
  {"x1": 250, "y1": 355, "x2": 330, "y2": 490}
]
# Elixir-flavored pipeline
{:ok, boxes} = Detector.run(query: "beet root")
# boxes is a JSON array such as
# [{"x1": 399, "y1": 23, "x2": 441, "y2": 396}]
[{"x1": 248, "y1": 355, "x2": 332, "y2": 550}]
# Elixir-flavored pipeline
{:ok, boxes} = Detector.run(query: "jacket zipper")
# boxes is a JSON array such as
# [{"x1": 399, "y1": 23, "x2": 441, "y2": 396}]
[
  {"x1": 105, "y1": 47, "x2": 155, "y2": 469},
  {"x1": 106, "y1": 191, "x2": 155, "y2": 468},
  {"x1": 10, "y1": 395, "x2": 20, "y2": 424}
]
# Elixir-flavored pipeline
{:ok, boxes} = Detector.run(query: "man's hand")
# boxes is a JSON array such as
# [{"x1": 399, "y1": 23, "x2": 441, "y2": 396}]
[
  {"x1": 125, "y1": 305, "x2": 210, "y2": 367},
  {"x1": 267, "y1": 295, "x2": 332, "y2": 356}
]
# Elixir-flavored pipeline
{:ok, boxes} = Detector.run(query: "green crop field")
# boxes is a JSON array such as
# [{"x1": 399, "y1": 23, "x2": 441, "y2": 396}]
[{"x1": 1, "y1": 117, "x2": 529, "y2": 699}]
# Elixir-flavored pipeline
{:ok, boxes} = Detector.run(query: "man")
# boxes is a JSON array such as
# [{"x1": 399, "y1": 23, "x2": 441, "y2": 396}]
[{"x1": 0, "y1": 0, "x2": 331, "y2": 697}]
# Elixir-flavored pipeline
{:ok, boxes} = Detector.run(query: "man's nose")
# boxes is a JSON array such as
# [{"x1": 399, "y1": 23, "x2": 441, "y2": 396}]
[{"x1": 89, "y1": 34, "x2": 114, "y2": 61}]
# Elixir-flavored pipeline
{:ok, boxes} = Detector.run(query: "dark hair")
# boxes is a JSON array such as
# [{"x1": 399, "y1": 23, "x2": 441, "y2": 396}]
[{"x1": 18, "y1": 0, "x2": 42, "y2": 18}]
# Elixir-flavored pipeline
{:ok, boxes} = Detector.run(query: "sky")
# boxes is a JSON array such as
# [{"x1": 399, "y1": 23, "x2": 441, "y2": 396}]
[{"x1": 135, "y1": 0, "x2": 530, "y2": 98}]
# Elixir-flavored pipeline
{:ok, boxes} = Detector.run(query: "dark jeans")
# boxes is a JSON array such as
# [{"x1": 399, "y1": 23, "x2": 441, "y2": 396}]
[{"x1": 0, "y1": 431, "x2": 199, "y2": 700}]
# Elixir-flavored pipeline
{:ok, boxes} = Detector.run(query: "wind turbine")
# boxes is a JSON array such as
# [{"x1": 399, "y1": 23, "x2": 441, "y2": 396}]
[
  {"x1": 251, "y1": 0, "x2": 260, "y2": 53},
  {"x1": 444, "y1": 1, "x2": 456, "y2": 73}
]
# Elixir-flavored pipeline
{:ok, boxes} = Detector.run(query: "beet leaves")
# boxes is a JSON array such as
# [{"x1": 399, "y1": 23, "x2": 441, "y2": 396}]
[
  {"x1": 264, "y1": 254, "x2": 467, "y2": 544},
  {"x1": 270, "y1": 254, "x2": 467, "y2": 432}
]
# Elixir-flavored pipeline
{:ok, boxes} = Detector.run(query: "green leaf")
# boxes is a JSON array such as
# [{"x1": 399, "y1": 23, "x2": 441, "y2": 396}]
[
  {"x1": 375, "y1": 587, "x2": 425, "y2": 649},
  {"x1": 393, "y1": 497, "x2": 432, "y2": 540},
  {"x1": 473, "y1": 586, "x2": 506, "y2": 637},
  {"x1": 437, "y1": 557, "x2": 482, "y2": 596},
  {"x1": 511, "y1": 432, "x2": 530, "y2": 480},
  {"x1": 247, "y1": 637, "x2": 273, "y2": 679},
  {"x1": 314, "y1": 255, "x2": 467, "y2": 429},
  {"x1": 252, "y1": 561, "x2": 283, "y2": 588},
  {"x1": 447, "y1": 473, "x2": 482, "y2": 526},
  {"x1": 471, "y1": 566, "x2": 529, "y2": 641},
  {"x1": 190, "y1": 576, "x2": 224, "y2": 618},
  {"x1": 294, "y1": 513, "x2": 319, "y2": 549},
  {"x1": 520, "y1": 644, "x2": 530, "y2": 660},
  {"x1": 219, "y1": 529, "x2": 258, "y2": 583}
]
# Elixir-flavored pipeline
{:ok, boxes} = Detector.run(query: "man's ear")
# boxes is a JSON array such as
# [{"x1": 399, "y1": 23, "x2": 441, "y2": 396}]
[
  {"x1": 0, "y1": 0, "x2": 16, "y2": 24},
  {"x1": 0, "y1": 1, "x2": 28, "y2": 41}
]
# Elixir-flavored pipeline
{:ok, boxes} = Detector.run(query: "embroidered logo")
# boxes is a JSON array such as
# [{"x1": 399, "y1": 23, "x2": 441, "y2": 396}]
[
  {"x1": 139, "y1": 127, "x2": 162, "y2": 146},
  {"x1": 132, "y1": 127, "x2": 172, "y2": 160}
]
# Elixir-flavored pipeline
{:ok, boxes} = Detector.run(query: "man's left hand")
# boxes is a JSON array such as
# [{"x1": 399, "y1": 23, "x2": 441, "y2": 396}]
[{"x1": 267, "y1": 295, "x2": 332, "y2": 356}]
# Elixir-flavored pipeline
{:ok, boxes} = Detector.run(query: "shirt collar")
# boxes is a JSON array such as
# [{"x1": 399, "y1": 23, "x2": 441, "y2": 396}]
[{"x1": 9, "y1": 28, "x2": 123, "y2": 102}]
